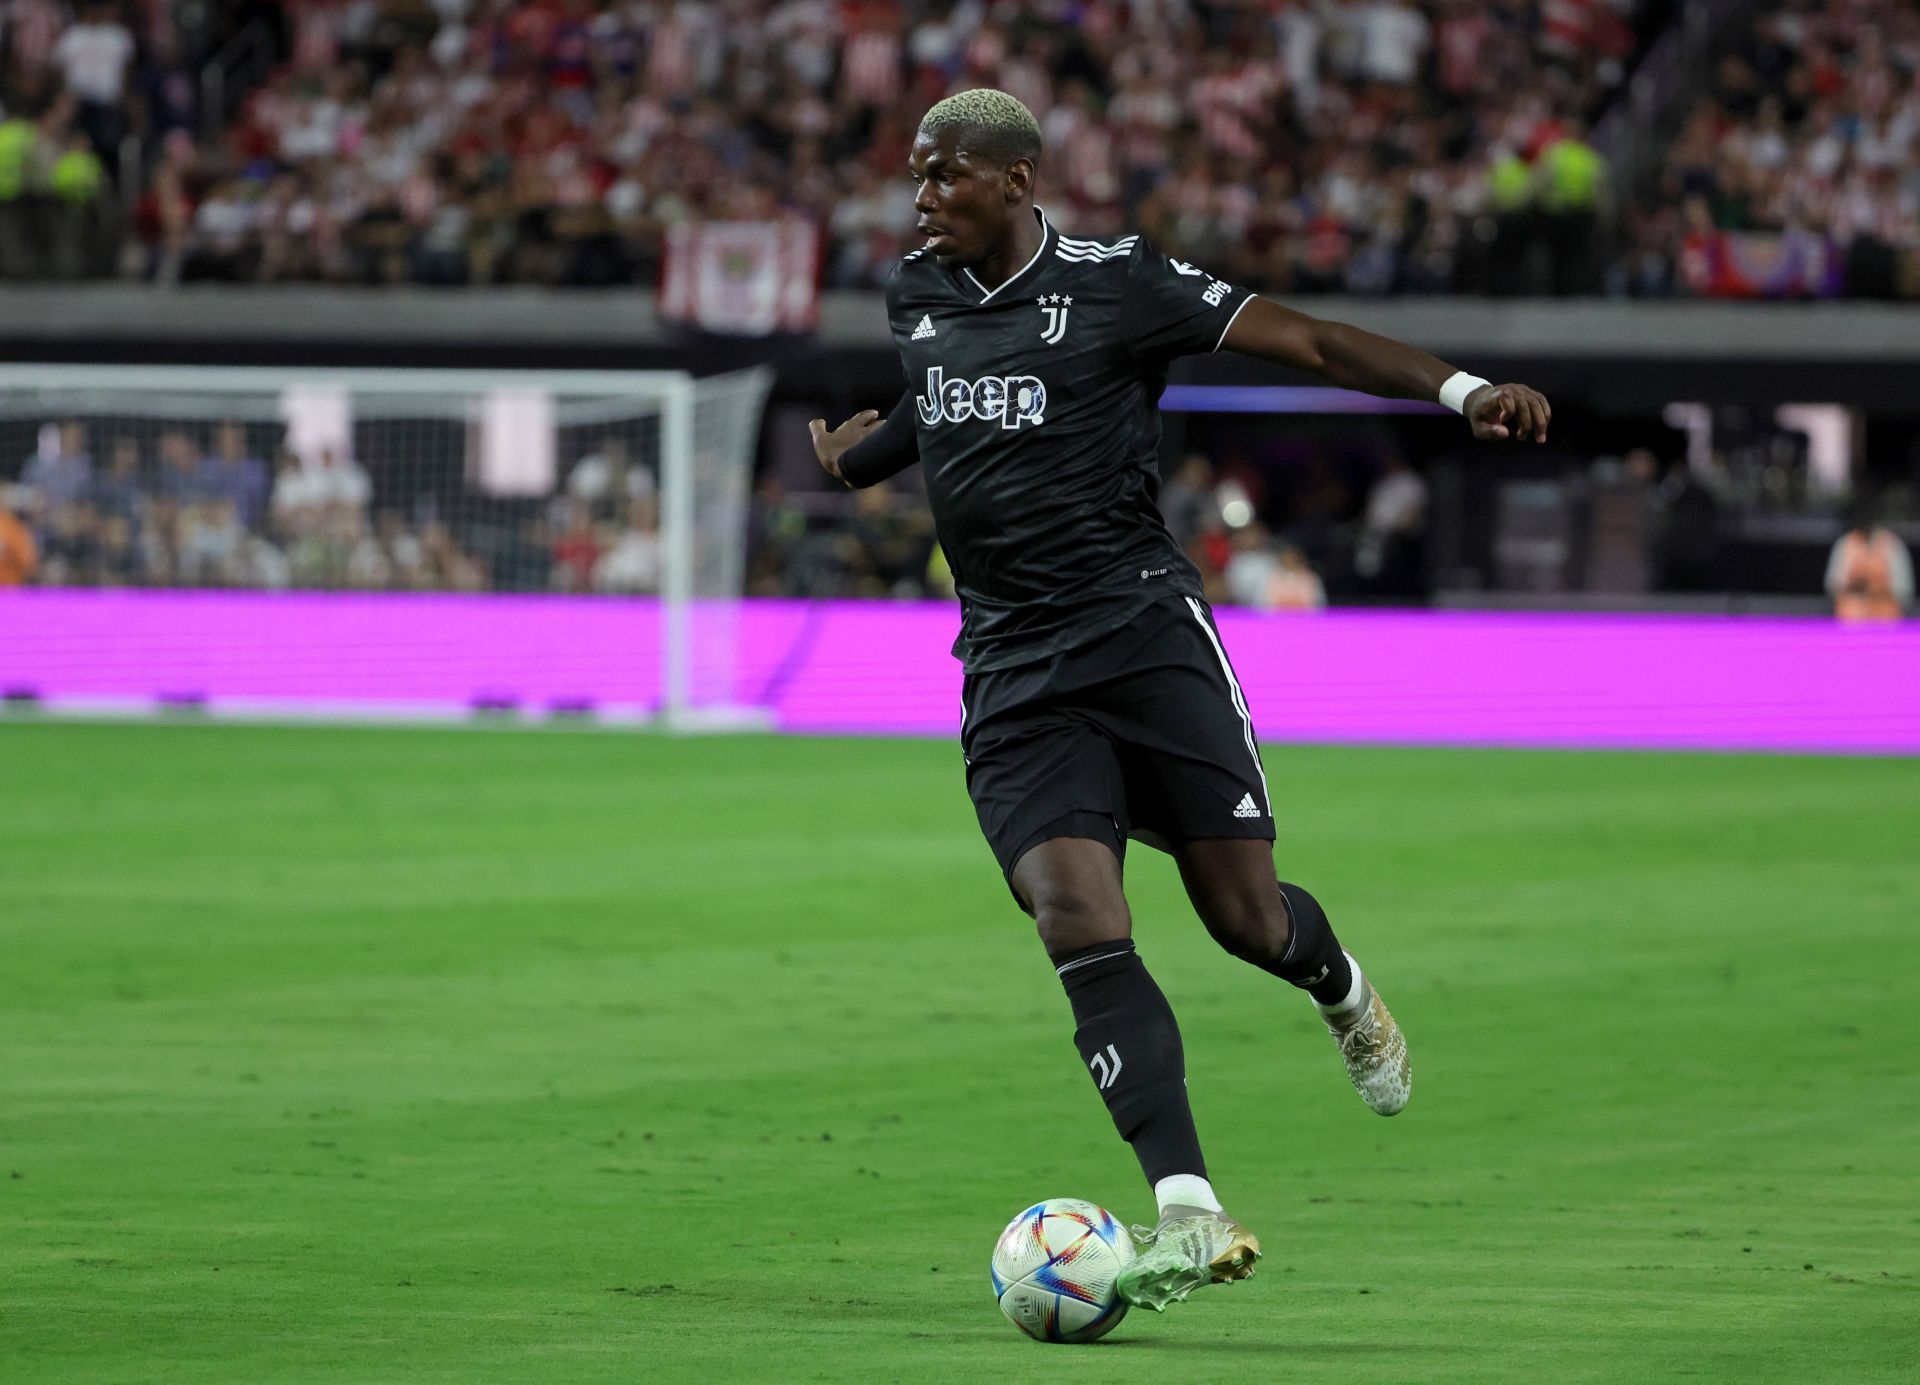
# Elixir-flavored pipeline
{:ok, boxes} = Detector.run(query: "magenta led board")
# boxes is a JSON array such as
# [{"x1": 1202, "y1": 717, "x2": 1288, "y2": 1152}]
[{"x1": 2, "y1": 591, "x2": 1915, "y2": 753}]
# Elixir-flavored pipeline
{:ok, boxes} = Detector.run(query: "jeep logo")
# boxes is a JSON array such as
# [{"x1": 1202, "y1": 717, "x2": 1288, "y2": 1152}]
[{"x1": 916, "y1": 367, "x2": 1047, "y2": 430}]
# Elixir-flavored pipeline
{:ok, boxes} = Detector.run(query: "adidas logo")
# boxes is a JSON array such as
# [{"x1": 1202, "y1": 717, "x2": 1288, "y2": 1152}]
[
  {"x1": 911, "y1": 314, "x2": 936, "y2": 341},
  {"x1": 1232, "y1": 793, "x2": 1261, "y2": 819}
]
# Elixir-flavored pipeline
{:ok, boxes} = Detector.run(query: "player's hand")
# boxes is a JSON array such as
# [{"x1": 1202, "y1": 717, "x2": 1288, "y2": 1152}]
[
  {"x1": 1466, "y1": 384, "x2": 1551, "y2": 443},
  {"x1": 808, "y1": 409, "x2": 883, "y2": 483}
]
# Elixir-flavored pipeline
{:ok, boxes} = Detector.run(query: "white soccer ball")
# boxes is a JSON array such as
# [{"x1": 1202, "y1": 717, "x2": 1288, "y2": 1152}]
[{"x1": 990, "y1": 1197, "x2": 1136, "y2": 1343}]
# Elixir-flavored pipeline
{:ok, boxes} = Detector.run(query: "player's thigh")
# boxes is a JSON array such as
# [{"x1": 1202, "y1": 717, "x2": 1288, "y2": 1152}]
[
  {"x1": 1104, "y1": 596, "x2": 1274, "y2": 848},
  {"x1": 962, "y1": 705, "x2": 1128, "y2": 913}
]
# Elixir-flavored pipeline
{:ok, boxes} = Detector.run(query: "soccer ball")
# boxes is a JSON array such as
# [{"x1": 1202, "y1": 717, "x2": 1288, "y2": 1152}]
[{"x1": 990, "y1": 1197, "x2": 1135, "y2": 1343}]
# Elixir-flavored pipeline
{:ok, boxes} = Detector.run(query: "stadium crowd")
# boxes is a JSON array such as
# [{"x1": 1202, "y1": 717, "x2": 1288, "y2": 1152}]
[
  {"x1": 1, "y1": 2, "x2": 1915, "y2": 297},
  {"x1": 6, "y1": 0, "x2": 1646, "y2": 295},
  {"x1": 0, "y1": 417, "x2": 674, "y2": 593},
  {"x1": 1616, "y1": 0, "x2": 1920, "y2": 298}
]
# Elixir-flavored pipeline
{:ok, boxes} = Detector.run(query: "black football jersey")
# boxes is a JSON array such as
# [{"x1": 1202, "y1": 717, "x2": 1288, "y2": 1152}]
[{"x1": 885, "y1": 207, "x2": 1256, "y2": 672}]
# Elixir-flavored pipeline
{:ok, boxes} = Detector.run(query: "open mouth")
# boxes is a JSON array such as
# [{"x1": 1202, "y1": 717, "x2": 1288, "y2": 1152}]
[{"x1": 920, "y1": 226, "x2": 954, "y2": 250}]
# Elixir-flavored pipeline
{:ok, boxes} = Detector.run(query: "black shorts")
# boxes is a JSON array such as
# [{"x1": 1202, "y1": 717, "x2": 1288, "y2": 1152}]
[{"x1": 960, "y1": 591, "x2": 1274, "y2": 909}]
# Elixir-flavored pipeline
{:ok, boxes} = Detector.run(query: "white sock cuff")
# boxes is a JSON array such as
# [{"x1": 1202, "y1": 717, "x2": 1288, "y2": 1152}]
[
  {"x1": 1153, "y1": 1174, "x2": 1223, "y2": 1215},
  {"x1": 1314, "y1": 951, "x2": 1367, "y2": 1016}
]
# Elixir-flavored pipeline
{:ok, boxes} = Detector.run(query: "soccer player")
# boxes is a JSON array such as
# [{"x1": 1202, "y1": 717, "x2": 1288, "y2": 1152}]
[{"x1": 809, "y1": 90, "x2": 1551, "y2": 1312}]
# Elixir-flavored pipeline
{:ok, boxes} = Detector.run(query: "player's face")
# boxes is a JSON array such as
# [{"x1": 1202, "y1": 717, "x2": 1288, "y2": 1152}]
[{"x1": 908, "y1": 128, "x2": 1016, "y2": 269}]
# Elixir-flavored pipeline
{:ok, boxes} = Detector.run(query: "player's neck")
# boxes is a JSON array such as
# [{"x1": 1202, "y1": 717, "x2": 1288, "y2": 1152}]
[{"x1": 966, "y1": 208, "x2": 1044, "y2": 293}]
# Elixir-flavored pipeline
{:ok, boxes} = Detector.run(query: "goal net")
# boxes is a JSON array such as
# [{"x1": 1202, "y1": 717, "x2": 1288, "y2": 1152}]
[{"x1": 0, "y1": 365, "x2": 774, "y2": 727}]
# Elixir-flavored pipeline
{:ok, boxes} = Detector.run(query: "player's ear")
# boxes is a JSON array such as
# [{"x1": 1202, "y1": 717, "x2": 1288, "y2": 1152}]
[{"x1": 1004, "y1": 158, "x2": 1035, "y2": 203}]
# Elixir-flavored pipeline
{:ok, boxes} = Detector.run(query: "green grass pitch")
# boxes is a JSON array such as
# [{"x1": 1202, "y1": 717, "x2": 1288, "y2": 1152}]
[{"x1": 4, "y1": 722, "x2": 1917, "y2": 1382}]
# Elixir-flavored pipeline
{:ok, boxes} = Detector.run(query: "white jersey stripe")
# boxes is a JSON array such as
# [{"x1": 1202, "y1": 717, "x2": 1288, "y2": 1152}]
[
  {"x1": 1212, "y1": 294, "x2": 1256, "y2": 352},
  {"x1": 1183, "y1": 596, "x2": 1270, "y2": 817}
]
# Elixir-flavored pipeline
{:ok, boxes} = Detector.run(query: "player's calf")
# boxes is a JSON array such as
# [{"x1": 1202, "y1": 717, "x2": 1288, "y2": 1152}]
[
  {"x1": 1052, "y1": 938, "x2": 1210, "y2": 1184},
  {"x1": 1187, "y1": 861, "x2": 1358, "y2": 1007}
]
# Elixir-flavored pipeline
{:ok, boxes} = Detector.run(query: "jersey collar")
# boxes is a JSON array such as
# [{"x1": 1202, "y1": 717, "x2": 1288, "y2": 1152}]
[{"x1": 960, "y1": 207, "x2": 1053, "y2": 304}]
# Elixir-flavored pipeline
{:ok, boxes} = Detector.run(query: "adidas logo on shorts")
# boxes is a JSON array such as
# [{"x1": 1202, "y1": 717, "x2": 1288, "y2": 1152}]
[
  {"x1": 911, "y1": 314, "x2": 937, "y2": 341},
  {"x1": 1233, "y1": 793, "x2": 1261, "y2": 819}
]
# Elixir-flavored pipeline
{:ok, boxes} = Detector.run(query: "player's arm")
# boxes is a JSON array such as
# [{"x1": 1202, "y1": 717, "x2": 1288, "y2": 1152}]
[
  {"x1": 808, "y1": 391, "x2": 921, "y2": 489},
  {"x1": 1220, "y1": 299, "x2": 1551, "y2": 443}
]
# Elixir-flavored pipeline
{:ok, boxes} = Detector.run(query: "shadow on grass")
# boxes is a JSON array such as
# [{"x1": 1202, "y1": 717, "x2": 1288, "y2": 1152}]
[
  {"x1": 908, "y1": 1326, "x2": 1452, "y2": 1355},
  {"x1": 1097, "y1": 1338, "x2": 1454, "y2": 1354}
]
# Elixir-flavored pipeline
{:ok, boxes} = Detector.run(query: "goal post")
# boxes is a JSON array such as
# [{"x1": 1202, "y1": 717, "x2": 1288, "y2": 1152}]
[{"x1": 0, "y1": 363, "x2": 775, "y2": 729}]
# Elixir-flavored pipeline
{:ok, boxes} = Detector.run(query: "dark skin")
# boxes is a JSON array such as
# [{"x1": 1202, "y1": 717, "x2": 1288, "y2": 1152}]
[{"x1": 812, "y1": 126, "x2": 1555, "y2": 957}]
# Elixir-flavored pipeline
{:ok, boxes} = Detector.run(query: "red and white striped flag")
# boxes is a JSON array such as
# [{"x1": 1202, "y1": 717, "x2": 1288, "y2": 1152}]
[{"x1": 660, "y1": 219, "x2": 822, "y2": 336}]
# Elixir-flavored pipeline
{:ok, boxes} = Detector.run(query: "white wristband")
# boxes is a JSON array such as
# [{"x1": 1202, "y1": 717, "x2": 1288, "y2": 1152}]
[{"x1": 1439, "y1": 371, "x2": 1491, "y2": 415}]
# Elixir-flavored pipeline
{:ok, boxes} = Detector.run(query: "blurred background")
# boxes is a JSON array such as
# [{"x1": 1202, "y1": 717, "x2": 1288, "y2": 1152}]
[{"x1": 0, "y1": 0, "x2": 1915, "y2": 738}]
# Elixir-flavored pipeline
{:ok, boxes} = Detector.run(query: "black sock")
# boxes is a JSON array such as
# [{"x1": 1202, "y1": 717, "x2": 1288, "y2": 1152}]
[
  {"x1": 1052, "y1": 940, "x2": 1206, "y2": 1186},
  {"x1": 1272, "y1": 881, "x2": 1356, "y2": 1007}
]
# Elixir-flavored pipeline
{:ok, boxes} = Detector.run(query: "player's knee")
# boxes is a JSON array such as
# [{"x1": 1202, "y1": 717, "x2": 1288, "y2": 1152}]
[{"x1": 1029, "y1": 881, "x2": 1130, "y2": 956}]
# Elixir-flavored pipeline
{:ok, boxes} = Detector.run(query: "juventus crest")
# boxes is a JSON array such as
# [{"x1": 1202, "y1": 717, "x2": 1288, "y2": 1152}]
[{"x1": 1036, "y1": 293, "x2": 1072, "y2": 345}]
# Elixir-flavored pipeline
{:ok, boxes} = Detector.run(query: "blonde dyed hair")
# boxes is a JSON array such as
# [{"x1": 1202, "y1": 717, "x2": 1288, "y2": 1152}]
[{"x1": 918, "y1": 89, "x2": 1042, "y2": 167}]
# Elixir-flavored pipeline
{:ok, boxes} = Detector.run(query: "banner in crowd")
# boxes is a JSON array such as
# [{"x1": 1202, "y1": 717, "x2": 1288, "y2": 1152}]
[
  {"x1": 660, "y1": 220, "x2": 821, "y2": 335},
  {"x1": 1680, "y1": 229, "x2": 1843, "y2": 299}
]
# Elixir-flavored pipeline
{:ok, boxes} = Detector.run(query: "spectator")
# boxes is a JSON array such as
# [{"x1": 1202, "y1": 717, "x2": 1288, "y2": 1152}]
[
  {"x1": 36, "y1": 492, "x2": 99, "y2": 584},
  {"x1": 206, "y1": 422, "x2": 271, "y2": 530},
  {"x1": 88, "y1": 508, "x2": 138, "y2": 584},
  {"x1": 550, "y1": 498, "x2": 602, "y2": 593},
  {"x1": 1357, "y1": 0, "x2": 1432, "y2": 88},
  {"x1": 1224, "y1": 520, "x2": 1281, "y2": 609},
  {"x1": 176, "y1": 498, "x2": 246, "y2": 585},
  {"x1": 594, "y1": 495, "x2": 662, "y2": 593},
  {"x1": 21, "y1": 419, "x2": 92, "y2": 515},
  {"x1": 47, "y1": 127, "x2": 107, "y2": 277},
  {"x1": 155, "y1": 429, "x2": 206, "y2": 506},
  {"x1": 53, "y1": 2, "x2": 134, "y2": 167},
  {"x1": 746, "y1": 474, "x2": 807, "y2": 597},
  {"x1": 844, "y1": 480, "x2": 932, "y2": 598},
  {"x1": 1268, "y1": 543, "x2": 1327, "y2": 611},
  {"x1": 1826, "y1": 499, "x2": 1914, "y2": 623},
  {"x1": 308, "y1": 447, "x2": 374, "y2": 530},
  {"x1": 1536, "y1": 118, "x2": 1608, "y2": 295},
  {"x1": 1159, "y1": 452, "x2": 1221, "y2": 549},
  {"x1": 566, "y1": 437, "x2": 653, "y2": 517},
  {"x1": 269, "y1": 446, "x2": 324, "y2": 538},
  {"x1": 418, "y1": 517, "x2": 486, "y2": 591},
  {"x1": 1355, "y1": 455, "x2": 1429, "y2": 595},
  {"x1": 90, "y1": 435, "x2": 144, "y2": 526},
  {"x1": 0, "y1": 97, "x2": 50, "y2": 277},
  {"x1": 0, "y1": 487, "x2": 38, "y2": 584}
]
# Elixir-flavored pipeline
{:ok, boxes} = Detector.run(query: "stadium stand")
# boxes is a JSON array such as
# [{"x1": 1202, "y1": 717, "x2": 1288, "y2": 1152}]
[
  {"x1": 2, "y1": 3, "x2": 1912, "y2": 297},
  {"x1": 1617, "y1": 0, "x2": 1920, "y2": 299},
  {"x1": 0, "y1": 0, "x2": 1662, "y2": 294}
]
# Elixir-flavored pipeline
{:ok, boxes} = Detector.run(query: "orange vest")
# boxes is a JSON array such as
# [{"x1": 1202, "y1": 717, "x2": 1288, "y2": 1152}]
[
  {"x1": 1833, "y1": 531, "x2": 1902, "y2": 623},
  {"x1": 0, "y1": 508, "x2": 37, "y2": 585}
]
